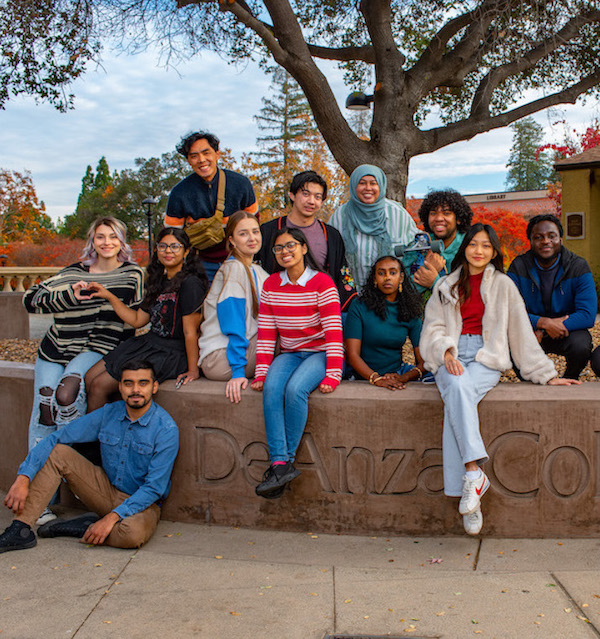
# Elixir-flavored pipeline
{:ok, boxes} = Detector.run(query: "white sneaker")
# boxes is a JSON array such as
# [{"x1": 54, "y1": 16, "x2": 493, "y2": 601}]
[
  {"x1": 36, "y1": 507, "x2": 57, "y2": 526},
  {"x1": 459, "y1": 471, "x2": 490, "y2": 515},
  {"x1": 463, "y1": 507, "x2": 483, "y2": 535}
]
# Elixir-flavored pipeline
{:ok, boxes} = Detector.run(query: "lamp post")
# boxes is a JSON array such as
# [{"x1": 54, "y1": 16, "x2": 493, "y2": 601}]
[
  {"x1": 345, "y1": 91, "x2": 374, "y2": 111},
  {"x1": 0, "y1": 254, "x2": 7, "y2": 267},
  {"x1": 142, "y1": 196, "x2": 160, "y2": 259}
]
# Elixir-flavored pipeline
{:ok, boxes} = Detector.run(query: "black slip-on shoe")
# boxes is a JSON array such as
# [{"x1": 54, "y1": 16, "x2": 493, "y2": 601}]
[
  {"x1": 0, "y1": 521, "x2": 37, "y2": 553},
  {"x1": 37, "y1": 513, "x2": 100, "y2": 539}
]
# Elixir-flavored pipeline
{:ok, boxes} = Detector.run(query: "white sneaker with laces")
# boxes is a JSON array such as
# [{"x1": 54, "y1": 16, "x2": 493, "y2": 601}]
[
  {"x1": 36, "y1": 507, "x2": 57, "y2": 526},
  {"x1": 463, "y1": 507, "x2": 483, "y2": 535},
  {"x1": 459, "y1": 471, "x2": 490, "y2": 515}
]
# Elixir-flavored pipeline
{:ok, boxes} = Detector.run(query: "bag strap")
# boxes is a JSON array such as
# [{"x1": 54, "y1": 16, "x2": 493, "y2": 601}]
[{"x1": 215, "y1": 169, "x2": 226, "y2": 217}]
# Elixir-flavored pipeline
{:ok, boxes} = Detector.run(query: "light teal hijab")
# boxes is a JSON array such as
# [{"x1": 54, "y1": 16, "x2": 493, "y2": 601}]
[{"x1": 340, "y1": 164, "x2": 392, "y2": 270}]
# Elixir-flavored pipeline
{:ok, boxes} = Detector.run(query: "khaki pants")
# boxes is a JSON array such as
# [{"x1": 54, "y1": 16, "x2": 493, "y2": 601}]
[
  {"x1": 200, "y1": 335, "x2": 257, "y2": 381},
  {"x1": 19, "y1": 444, "x2": 160, "y2": 548}
]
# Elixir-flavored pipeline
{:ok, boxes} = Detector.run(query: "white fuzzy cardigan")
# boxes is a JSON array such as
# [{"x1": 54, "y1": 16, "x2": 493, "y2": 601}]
[{"x1": 420, "y1": 264, "x2": 557, "y2": 385}]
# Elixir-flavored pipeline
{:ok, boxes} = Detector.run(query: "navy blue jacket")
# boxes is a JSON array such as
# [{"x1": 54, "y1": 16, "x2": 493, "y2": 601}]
[{"x1": 507, "y1": 246, "x2": 597, "y2": 332}]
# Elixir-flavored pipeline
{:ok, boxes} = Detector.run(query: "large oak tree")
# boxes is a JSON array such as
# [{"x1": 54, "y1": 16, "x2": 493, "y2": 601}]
[{"x1": 2, "y1": 1, "x2": 600, "y2": 199}]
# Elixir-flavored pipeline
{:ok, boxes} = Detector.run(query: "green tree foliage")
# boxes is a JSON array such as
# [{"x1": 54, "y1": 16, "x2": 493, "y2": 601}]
[
  {"x1": 93, "y1": 157, "x2": 112, "y2": 190},
  {"x1": 254, "y1": 69, "x2": 317, "y2": 210},
  {"x1": 0, "y1": 0, "x2": 98, "y2": 111},
  {"x1": 2, "y1": 2, "x2": 600, "y2": 200},
  {"x1": 505, "y1": 117, "x2": 554, "y2": 191},
  {"x1": 60, "y1": 152, "x2": 190, "y2": 239}
]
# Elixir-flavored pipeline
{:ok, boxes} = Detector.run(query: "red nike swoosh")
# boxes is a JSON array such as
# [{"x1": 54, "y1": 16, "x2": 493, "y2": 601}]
[{"x1": 475, "y1": 483, "x2": 486, "y2": 495}]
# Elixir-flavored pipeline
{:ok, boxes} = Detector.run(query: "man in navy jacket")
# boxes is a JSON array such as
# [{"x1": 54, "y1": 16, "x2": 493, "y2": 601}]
[{"x1": 507, "y1": 214, "x2": 597, "y2": 379}]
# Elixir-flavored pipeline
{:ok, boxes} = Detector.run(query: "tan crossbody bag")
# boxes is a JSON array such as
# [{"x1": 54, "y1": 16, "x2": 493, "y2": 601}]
[{"x1": 184, "y1": 169, "x2": 226, "y2": 251}]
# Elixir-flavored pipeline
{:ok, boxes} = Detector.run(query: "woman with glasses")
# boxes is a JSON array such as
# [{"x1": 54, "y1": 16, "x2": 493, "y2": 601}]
[
  {"x1": 251, "y1": 227, "x2": 343, "y2": 498},
  {"x1": 198, "y1": 211, "x2": 269, "y2": 403},
  {"x1": 85, "y1": 228, "x2": 207, "y2": 411}
]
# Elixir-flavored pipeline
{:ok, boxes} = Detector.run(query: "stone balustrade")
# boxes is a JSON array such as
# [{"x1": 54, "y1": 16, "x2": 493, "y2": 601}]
[{"x1": 0, "y1": 267, "x2": 61, "y2": 292}]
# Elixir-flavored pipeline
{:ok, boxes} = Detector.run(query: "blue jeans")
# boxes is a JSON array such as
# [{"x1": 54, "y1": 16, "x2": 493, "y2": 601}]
[
  {"x1": 202, "y1": 261, "x2": 221, "y2": 286},
  {"x1": 29, "y1": 351, "x2": 103, "y2": 451},
  {"x1": 434, "y1": 335, "x2": 501, "y2": 497},
  {"x1": 262, "y1": 351, "x2": 327, "y2": 462}
]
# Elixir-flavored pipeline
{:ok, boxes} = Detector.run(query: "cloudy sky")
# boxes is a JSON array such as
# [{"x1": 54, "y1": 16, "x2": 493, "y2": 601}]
[{"x1": 0, "y1": 44, "x2": 596, "y2": 223}]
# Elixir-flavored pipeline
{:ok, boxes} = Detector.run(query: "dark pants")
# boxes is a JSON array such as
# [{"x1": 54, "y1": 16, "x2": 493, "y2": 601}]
[
  {"x1": 540, "y1": 329, "x2": 592, "y2": 379},
  {"x1": 591, "y1": 345, "x2": 600, "y2": 378},
  {"x1": 513, "y1": 329, "x2": 592, "y2": 380}
]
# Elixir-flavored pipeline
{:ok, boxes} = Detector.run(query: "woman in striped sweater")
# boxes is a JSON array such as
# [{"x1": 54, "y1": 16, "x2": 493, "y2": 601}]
[
  {"x1": 23, "y1": 217, "x2": 143, "y2": 523},
  {"x1": 251, "y1": 227, "x2": 343, "y2": 498}
]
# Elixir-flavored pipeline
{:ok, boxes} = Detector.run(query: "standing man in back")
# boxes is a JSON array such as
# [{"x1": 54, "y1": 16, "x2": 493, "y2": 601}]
[
  {"x1": 165, "y1": 131, "x2": 258, "y2": 283},
  {"x1": 256, "y1": 170, "x2": 356, "y2": 312}
]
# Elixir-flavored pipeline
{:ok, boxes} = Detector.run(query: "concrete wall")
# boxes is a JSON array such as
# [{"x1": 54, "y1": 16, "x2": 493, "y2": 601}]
[
  {"x1": 0, "y1": 293, "x2": 29, "y2": 339},
  {"x1": 561, "y1": 166, "x2": 600, "y2": 279},
  {"x1": 1, "y1": 361, "x2": 599, "y2": 537}
]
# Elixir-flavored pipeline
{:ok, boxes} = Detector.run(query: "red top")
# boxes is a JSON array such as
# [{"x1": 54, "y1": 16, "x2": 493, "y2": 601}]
[
  {"x1": 254, "y1": 269, "x2": 343, "y2": 388},
  {"x1": 461, "y1": 272, "x2": 485, "y2": 335}
]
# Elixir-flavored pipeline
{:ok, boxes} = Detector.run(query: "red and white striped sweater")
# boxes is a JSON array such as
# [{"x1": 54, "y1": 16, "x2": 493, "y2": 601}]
[{"x1": 254, "y1": 269, "x2": 344, "y2": 388}]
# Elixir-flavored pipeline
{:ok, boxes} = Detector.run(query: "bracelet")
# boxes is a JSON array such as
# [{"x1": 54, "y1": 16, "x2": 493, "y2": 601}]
[
  {"x1": 369, "y1": 372, "x2": 383, "y2": 385},
  {"x1": 414, "y1": 367, "x2": 423, "y2": 379}
]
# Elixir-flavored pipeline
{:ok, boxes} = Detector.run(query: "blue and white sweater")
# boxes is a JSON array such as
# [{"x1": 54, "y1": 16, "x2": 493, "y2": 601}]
[{"x1": 198, "y1": 257, "x2": 269, "y2": 377}]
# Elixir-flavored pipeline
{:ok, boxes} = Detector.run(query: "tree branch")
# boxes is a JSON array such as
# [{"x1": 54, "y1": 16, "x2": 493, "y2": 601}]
[
  {"x1": 409, "y1": 0, "x2": 512, "y2": 97},
  {"x1": 307, "y1": 43, "x2": 375, "y2": 63},
  {"x1": 421, "y1": 71, "x2": 600, "y2": 154},
  {"x1": 471, "y1": 8, "x2": 600, "y2": 118}
]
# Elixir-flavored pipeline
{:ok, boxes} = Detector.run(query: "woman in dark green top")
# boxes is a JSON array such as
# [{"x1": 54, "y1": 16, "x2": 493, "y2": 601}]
[{"x1": 344, "y1": 255, "x2": 428, "y2": 390}]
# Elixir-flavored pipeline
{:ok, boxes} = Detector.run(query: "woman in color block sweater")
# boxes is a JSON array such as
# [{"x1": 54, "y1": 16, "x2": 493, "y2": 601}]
[
  {"x1": 199, "y1": 211, "x2": 269, "y2": 403},
  {"x1": 420, "y1": 223, "x2": 579, "y2": 537},
  {"x1": 251, "y1": 227, "x2": 343, "y2": 499}
]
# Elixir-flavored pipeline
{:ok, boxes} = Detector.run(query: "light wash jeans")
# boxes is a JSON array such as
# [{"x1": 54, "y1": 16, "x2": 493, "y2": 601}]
[
  {"x1": 434, "y1": 334, "x2": 501, "y2": 497},
  {"x1": 262, "y1": 351, "x2": 327, "y2": 463},
  {"x1": 29, "y1": 351, "x2": 103, "y2": 451}
]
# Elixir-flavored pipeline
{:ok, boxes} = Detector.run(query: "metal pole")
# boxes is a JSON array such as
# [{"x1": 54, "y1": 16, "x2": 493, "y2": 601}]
[{"x1": 142, "y1": 197, "x2": 160, "y2": 260}]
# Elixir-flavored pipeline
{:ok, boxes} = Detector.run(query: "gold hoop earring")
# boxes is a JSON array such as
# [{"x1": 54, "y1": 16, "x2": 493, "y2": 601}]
[{"x1": 398, "y1": 283, "x2": 403, "y2": 293}]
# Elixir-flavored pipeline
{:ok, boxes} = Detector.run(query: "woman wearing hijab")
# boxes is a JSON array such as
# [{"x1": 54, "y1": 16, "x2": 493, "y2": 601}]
[{"x1": 330, "y1": 165, "x2": 418, "y2": 291}]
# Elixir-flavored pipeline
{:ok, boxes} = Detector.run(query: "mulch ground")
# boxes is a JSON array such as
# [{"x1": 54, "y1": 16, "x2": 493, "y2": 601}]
[{"x1": 1, "y1": 322, "x2": 598, "y2": 382}]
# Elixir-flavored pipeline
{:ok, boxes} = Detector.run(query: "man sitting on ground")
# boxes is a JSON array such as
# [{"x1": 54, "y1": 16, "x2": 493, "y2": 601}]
[
  {"x1": 508, "y1": 214, "x2": 597, "y2": 380},
  {"x1": 0, "y1": 360, "x2": 178, "y2": 553},
  {"x1": 256, "y1": 170, "x2": 356, "y2": 312},
  {"x1": 402, "y1": 189, "x2": 474, "y2": 295}
]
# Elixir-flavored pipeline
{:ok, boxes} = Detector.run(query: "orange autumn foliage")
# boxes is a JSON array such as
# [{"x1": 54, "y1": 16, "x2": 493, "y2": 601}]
[{"x1": 0, "y1": 169, "x2": 56, "y2": 244}]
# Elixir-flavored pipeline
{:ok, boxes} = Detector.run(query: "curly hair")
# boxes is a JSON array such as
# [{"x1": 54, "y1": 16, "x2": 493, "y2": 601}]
[
  {"x1": 143, "y1": 227, "x2": 208, "y2": 307},
  {"x1": 417, "y1": 189, "x2": 473, "y2": 235},
  {"x1": 359, "y1": 256, "x2": 423, "y2": 322},
  {"x1": 176, "y1": 131, "x2": 220, "y2": 157}
]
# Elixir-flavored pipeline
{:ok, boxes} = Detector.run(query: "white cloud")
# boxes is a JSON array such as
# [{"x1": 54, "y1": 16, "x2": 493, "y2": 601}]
[{"x1": 0, "y1": 45, "x2": 597, "y2": 222}]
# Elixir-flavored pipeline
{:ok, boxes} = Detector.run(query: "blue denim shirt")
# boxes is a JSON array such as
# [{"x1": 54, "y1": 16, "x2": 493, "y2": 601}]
[{"x1": 18, "y1": 401, "x2": 179, "y2": 519}]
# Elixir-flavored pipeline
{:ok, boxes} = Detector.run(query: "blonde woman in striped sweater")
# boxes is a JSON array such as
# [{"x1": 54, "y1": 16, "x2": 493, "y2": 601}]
[
  {"x1": 23, "y1": 217, "x2": 143, "y2": 524},
  {"x1": 251, "y1": 227, "x2": 343, "y2": 498}
]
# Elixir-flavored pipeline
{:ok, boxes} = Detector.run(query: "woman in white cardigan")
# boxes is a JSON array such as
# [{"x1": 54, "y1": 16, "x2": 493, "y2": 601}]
[{"x1": 420, "y1": 223, "x2": 579, "y2": 536}]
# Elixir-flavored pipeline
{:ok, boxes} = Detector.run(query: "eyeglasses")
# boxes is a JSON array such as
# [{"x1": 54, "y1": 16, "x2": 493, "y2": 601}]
[
  {"x1": 272, "y1": 241, "x2": 301, "y2": 254},
  {"x1": 157, "y1": 242, "x2": 184, "y2": 253}
]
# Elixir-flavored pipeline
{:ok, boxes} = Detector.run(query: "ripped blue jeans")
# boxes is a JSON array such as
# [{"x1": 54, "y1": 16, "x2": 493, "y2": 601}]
[{"x1": 28, "y1": 352, "x2": 103, "y2": 451}]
